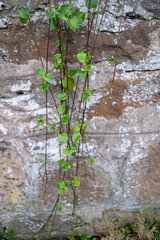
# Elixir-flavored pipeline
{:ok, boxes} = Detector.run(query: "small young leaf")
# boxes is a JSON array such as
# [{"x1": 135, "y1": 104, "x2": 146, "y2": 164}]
[
  {"x1": 63, "y1": 148, "x2": 73, "y2": 157},
  {"x1": 57, "y1": 92, "x2": 67, "y2": 100},
  {"x1": 38, "y1": 117, "x2": 45, "y2": 126},
  {"x1": 46, "y1": 10, "x2": 55, "y2": 19},
  {"x1": 56, "y1": 4, "x2": 73, "y2": 21},
  {"x1": 53, "y1": 53, "x2": 62, "y2": 64},
  {"x1": 43, "y1": 73, "x2": 53, "y2": 82},
  {"x1": 84, "y1": 64, "x2": 91, "y2": 71},
  {"x1": 50, "y1": 17, "x2": 58, "y2": 31},
  {"x1": 17, "y1": 7, "x2": 29, "y2": 19},
  {"x1": 38, "y1": 80, "x2": 49, "y2": 92},
  {"x1": 72, "y1": 133, "x2": 81, "y2": 143},
  {"x1": 69, "y1": 69, "x2": 78, "y2": 77},
  {"x1": 86, "y1": 88, "x2": 93, "y2": 95},
  {"x1": 57, "y1": 180, "x2": 65, "y2": 188},
  {"x1": 71, "y1": 125, "x2": 80, "y2": 133},
  {"x1": 78, "y1": 69, "x2": 87, "y2": 80},
  {"x1": 41, "y1": 163, "x2": 45, "y2": 168},
  {"x1": 86, "y1": 0, "x2": 98, "y2": 9},
  {"x1": 58, "y1": 105, "x2": 66, "y2": 114},
  {"x1": 80, "y1": 92, "x2": 90, "y2": 101},
  {"x1": 71, "y1": 144, "x2": 78, "y2": 150},
  {"x1": 36, "y1": 68, "x2": 46, "y2": 77},
  {"x1": 61, "y1": 114, "x2": 69, "y2": 124},
  {"x1": 65, "y1": 180, "x2": 71, "y2": 185},
  {"x1": 109, "y1": 58, "x2": 118, "y2": 63},
  {"x1": 77, "y1": 118, "x2": 81, "y2": 124},
  {"x1": 72, "y1": 163, "x2": 77, "y2": 167},
  {"x1": 77, "y1": 52, "x2": 86, "y2": 63},
  {"x1": 72, "y1": 177, "x2": 80, "y2": 187},
  {"x1": 61, "y1": 44, "x2": 66, "y2": 53},
  {"x1": 56, "y1": 40, "x2": 60, "y2": 47},
  {"x1": 62, "y1": 77, "x2": 75, "y2": 91},
  {"x1": 56, "y1": 203, "x2": 62, "y2": 211},
  {"x1": 49, "y1": 125, "x2": 57, "y2": 131},
  {"x1": 89, "y1": 157, "x2": 95, "y2": 164},
  {"x1": 20, "y1": 18, "x2": 27, "y2": 24},
  {"x1": 61, "y1": 162, "x2": 70, "y2": 171},
  {"x1": 82, "y1": 124, "x2": 89, "y2": 131},
  {"x1": 58, "y1": 133, "x2": 68, "y2": 144},
  {"x1": 74, "y1": 195, "x2": 79, "y2": 200},
  {"x1": 88, "y1": 10, "x2": 93, "y2": 18},
  {"x1": 58, "y1": 186, "x2": 67, "y2": 195},
  {"x1": 67, "y1": 12, "x2": 85, "y2": 32},
  {"x1": 84, "y1": 55, "x2": 91, "y2": 63}
]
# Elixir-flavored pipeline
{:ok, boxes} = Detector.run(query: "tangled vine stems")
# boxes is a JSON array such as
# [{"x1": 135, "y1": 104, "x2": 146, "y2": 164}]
[{"x1": 17, "y1": 0, "x2": 124, "y2": 237}]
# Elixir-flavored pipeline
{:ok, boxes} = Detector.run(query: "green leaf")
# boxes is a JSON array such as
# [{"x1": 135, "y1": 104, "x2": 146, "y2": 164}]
[
  {"x1": 38, "y1": 80, "x2": 49, "y2": 92},
  {"x1": 86, "y1": 0, "x2": 98, "y2": 9},
  {"x1": 67, "y1": 12, "x2": 85, "y2": 32},
  {"x1": 74, "y1": 195, "x2": 79, "y2": 200},
  {"x1": 80, "y1": 92, "x2": 90, "y2": 101},
  {"x1": 63, "y1": 148, "x2": 72, "y2": 157},
  {"x1": 82, "y1": 124, "x2": 89, "y2": 131},
  {"x1": 84, "y1": 55, "x2": 91, "y2": 63},
  {"x1": 78, "y1": 70, "x2": 87, "y2": 80},
  {"x1": 58, "y1": 133, "x2": 68, "y2": 144},
  {"x1": 56, "y1": 40, "x2": 60, "y2": 47},
  {"x1": 61, "y1": 114, "x2": 69, "y2": 124},
  {"x1": 50, "y1": 17, "x2": 58, "y2": 31},
  {"x1": 84, "y1": 64, "x2": 91, "y2": 71},
  {"x1": 56, "y1": 203, "x2": 62, "y2": 211},
  {"x1": 49, "y1": 125, "x2": 57, "y2": 131},
  {"x1": 88, "y1": 10, "x2": 93, "y2": 18},
  {"x1": 61, "y1": 162, "x2": 70, "y2": 171},
  {"x1": 62, "y1": 77, "x2": 75, "y2": 91},
  {"x1": 41, "y1": 163, "x2": 45, "y2": 168},
  {"x1": 71, "y1": 144, "x2": 78, "y2": 150},
  {"x1": 89, "y1": 157, "x2": 95, "y2": 164},
  {"x1": 86, "y1": 88, "x2": 93, "y2": 95},
  {"x1": 20, "y1": 18, "x2": 27, "y2": 24},
  {"x1": 36, "y1": 68, "x2": 46, "y2": 78},
  {"x1": 72, "y1": 163, "x2": 77, "y2": 167},
  {"x1": 61, "y1": 44, "x2": 66, "y2": 53},
  {"x1": 72, "y1": 177, "x2": 80, "y2": 187},
  {"x1": 58, "y1": 186, "x2": 67, "y2": 195},
  {"x1": 77, "y1": 52, "x2": 86, "y2": 63},
  {"x1": 17, "y1": 7, "x2": 29, "y2": 19},
  {"x1": 43, "y1": 73, "x2": 53, "y2": 82},
  {"x1": 58, "y1": 105, "x2": 66, "y2": 114},
  {"x1": 109, "y1": 58, "x2": 118, "y2": 63},
  {"x1": 53, "y1": 53, "x2": 62, "y2": 64},
  {"x1": 72, "y1": 133, "x2": 81, "y2": 143},
  {"x1": 57, "y1": 180, "x2": 65, "y2": 188},
  {"x1": 46, "y1": 10, "x2": 55, "y2": 19},
  {"x1": 38, "y1": 117, "x2": 45, "y2": 126},
  {"x1": 69, "y1": 69, "x2": 78, "y2": 77},
  {"x1": 71, "y1": 125, "x2": 80, "y2": 133},
  {"x1": 57, "y1": 92, "x2": 67, "y2": 100},
  {"x1": 56, "y1": 4, "x2": 73, "y2": 20},
  {"x1": 65, "y1": 180, "x2": 71, "y2": 185},
  {"x1": 77, "y1": 118, "x2": 81, "y2": 124}
]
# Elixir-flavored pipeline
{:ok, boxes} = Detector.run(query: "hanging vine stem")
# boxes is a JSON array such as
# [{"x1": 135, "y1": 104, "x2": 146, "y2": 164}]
[{"x1": 111, "y1": 0, "x2": 126, "y2": 89}]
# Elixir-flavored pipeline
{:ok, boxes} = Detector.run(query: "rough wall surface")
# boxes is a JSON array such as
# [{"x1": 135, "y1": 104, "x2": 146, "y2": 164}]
[{"x1": 0, "y1": 0, "x2": 160, "y2": 238}]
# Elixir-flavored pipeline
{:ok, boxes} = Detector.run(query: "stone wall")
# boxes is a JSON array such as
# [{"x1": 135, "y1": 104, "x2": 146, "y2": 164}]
[{"x1": 0, "y1": 0, "x2": 160, "y2": 239}]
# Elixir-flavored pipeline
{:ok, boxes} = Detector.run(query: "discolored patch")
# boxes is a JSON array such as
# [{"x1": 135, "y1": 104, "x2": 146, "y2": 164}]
[{"x1": 0, "y1": 141, "x2": 25, "y2": 210}]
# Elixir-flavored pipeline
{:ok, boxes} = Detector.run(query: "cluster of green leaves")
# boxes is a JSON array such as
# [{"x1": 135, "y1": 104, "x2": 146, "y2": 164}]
[{"x1": 17, "y1": 0, "x2": 97, "y2": 223}]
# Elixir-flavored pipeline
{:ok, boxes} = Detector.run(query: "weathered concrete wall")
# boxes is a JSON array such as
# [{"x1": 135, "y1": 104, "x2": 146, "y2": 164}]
[{"x1": 0, "y1": 0, "x2": 160, "y2": 238}]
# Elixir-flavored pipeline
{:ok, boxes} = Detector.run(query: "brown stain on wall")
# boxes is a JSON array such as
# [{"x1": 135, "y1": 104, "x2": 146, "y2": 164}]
[{"x1": 0, "y1": 141, "x2": 25, "y2": 209}]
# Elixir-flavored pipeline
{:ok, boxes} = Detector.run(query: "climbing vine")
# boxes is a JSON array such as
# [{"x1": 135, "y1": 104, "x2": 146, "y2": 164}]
[{"x1": 17, "y1": 0, "x2": 124, "y2": 238}]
